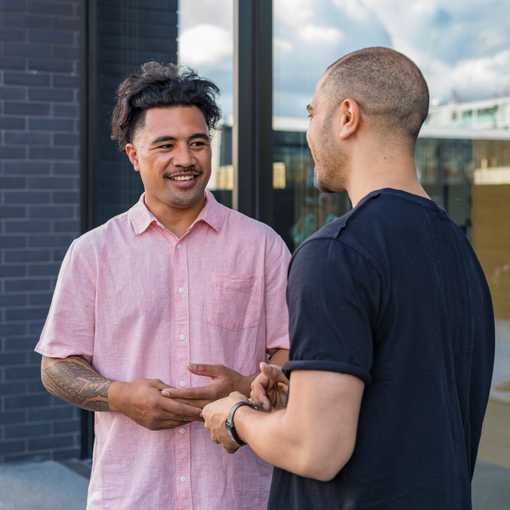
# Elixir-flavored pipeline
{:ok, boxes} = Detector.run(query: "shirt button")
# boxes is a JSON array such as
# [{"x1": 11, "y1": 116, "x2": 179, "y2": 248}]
[
  {"x1": 180, "y1": 381, "x2": 186, "y2": 387},
  {"x1": 180, "y1": 476, "x2": 186, "y2": 483},
  {"x1": 179, "y1": 428, "x2": 186, "y2": 435},
  {"x1": 179, "y1": 334, "x2": 185, "y2": 341},
  {"x1": 177, "y1": 244, "x2": 182, "y2": 249},
  {"x1": 178, "y1": 287, "x2": 184, "y2": 294}
]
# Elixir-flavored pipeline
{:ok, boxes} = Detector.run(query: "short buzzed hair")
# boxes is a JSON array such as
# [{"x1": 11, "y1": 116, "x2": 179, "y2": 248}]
[{"x1": 323, "y1": 47, "x2": 429, "y2": 143}]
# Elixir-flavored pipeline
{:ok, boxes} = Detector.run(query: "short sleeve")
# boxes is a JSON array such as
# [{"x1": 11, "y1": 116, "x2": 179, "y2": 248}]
[
  {"x1": 284, "y1": 238, "x2": 381, "y2": 384},
  {"x1": 35, "y1": 239, "x2": 96, "y2": 363},
  {"x1": 264, "y1": 235, "x2": 292, "y2": 354}
]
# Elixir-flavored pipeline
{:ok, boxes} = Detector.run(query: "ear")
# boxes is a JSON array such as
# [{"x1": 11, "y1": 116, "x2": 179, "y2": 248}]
[
  {"x1": 337, "y1": 98, "x2": 360, "y2": 140},
  {"x1": 125, "y1": 143, "x2": 140, "y2": 172}
]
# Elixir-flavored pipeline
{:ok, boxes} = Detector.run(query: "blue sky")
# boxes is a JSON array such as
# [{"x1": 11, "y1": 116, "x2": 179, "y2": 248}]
[{"x1": 178, "y1": 0, "x2": 510, "y2": 119}]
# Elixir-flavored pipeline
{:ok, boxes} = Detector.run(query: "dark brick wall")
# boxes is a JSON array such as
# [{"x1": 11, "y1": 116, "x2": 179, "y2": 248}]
[{"x1": 0, "y1": 0, "x2": 81, "y2": 463}]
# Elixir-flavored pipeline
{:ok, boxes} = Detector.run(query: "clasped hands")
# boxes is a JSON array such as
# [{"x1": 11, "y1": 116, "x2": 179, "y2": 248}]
[
  {"x1": 112, "y1": 360, "x2": 289, "y2": 454},
  {"x1": 202, "y1": 362, "x2": 289, "y2": 454},
  {"x1": 112, "y1": 362, "x2": 254, "y2": 431}
]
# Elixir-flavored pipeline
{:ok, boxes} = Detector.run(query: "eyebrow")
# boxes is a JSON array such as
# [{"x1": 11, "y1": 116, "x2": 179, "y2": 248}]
[
  {"x1": 306, "y1": 104, "x2": 313, "y2": 113},
  {"x1": 150, "y1": 132, "x2": 210, "y2": 145}
]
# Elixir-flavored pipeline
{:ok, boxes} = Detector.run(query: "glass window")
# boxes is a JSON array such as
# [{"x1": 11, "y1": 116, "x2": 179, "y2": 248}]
[
  {"x1": 86, "y1": 0, "x2": 233, "y2": 229},
  {"x1": 179, "y1": 0, "x2": 234, "y2": 208}
]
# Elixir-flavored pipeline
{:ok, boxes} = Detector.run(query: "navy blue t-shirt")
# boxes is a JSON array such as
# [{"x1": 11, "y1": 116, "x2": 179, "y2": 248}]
[{"x1": 268, "y1": 189, "x2": 494, "y2": 510}]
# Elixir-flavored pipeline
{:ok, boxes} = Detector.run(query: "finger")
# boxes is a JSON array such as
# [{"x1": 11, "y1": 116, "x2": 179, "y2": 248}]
[
  {"x1": 251, "y1": 372, "x2": 269, "y2": 388},
  {"x1": 261, "y1": 362, "x2": 289, "y2": 385},
  {"x1": 162, "y1": 385, "x2": 218, "y2": 401},
  {"x1": 250, "y1": 390, "x2": 270, "y2": 412},
  {"x1": 159, "y1": 396, "x2": 203, "y2": 419},
  {"x1": 173, "y1": 398, "x2": 210, "y2": 409},
  {"x1": 152, "y1": 379, "x2": 174, "y2": 391},
  {"x1": 249, "y1": 392, "x2": 262, "y2": 410},
  {"x1": 251, "y1": 381, "x2": 271, "y2": 411},
  {"x1": 186, "y1": 362, "x2": 223, "y2": 377}
]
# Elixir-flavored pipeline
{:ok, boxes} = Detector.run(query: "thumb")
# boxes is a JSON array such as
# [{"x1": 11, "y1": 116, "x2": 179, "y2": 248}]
[
  {"x1": 187, "y1": 362, "x2": 223, "y2": 377},
  {"x1": 260, "y1": 362, "x2": 289, "y2": 385}
]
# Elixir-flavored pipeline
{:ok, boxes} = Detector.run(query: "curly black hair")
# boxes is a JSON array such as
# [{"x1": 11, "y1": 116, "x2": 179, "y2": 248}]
[{"x1": 111, "y1": 62, "x2": 222, "y2": 152}]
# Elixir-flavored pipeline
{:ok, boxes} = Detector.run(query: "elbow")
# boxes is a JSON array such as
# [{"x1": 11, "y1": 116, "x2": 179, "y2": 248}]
[
  {"x1": 41, "y1": 369, "x2": 53, "y2": 396},
  {"x1": 311, "y1": 468, "x2": 340, "y2": 483},
  {"x1": 296, "y1": 447, "x2": 354, "y2": 482},
  {"x1": 300, "y1": 460, "x2": 346, "y2": 483}
]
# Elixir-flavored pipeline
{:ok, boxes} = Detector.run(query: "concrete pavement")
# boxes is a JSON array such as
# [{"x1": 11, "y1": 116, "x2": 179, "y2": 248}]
[
  {"x1": 0, "y1": 460, "x2": 88, "y2": 510},
  {"x1": 0, "y1": 458, "x2": 508, "y2": 509}
]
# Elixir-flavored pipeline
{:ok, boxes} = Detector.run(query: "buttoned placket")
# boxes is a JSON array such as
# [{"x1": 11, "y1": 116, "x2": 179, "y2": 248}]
[{"x1": 172, "y1": 233, "x2": 193, "y2": 507}]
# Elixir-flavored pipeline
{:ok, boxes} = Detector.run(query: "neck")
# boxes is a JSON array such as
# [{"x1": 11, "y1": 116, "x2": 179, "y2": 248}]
[
  {"x1": 144, "y1": 192, "x2": 207, "y2": 238},
  {"x1": 346, "y1": 145, "x2": 430, "y2": 208}
]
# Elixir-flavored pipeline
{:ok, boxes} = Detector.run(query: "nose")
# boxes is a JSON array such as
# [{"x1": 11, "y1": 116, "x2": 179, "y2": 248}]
[{"x1": 172, "y1": 143, "x2": 196, "y2": 168}]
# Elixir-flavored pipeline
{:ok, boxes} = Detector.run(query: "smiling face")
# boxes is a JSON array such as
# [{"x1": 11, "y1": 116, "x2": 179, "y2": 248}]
[{"x1": 125, "y1": 106, "x2": 212, "y2": 213}]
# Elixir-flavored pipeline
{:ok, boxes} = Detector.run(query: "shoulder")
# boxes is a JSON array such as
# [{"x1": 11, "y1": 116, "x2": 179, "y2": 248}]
[
  {"x1": 302, "y1": 189, "x2": 435, "y2": 250},
  {"x1": 290, "y1": 193, "x2": 399, "y2": 277},
  {"x1": 73, "y1": 210, "x2": 132, "y2": 254},
  {"x1": 221, "y1": 204, "x2": 280, "y2": 237},
  {"x1": 220, "y1": 204, "x2": 289, "y2": 251}
]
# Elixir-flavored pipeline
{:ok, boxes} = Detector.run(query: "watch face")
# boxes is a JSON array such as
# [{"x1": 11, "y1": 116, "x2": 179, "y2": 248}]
[{"x1": 225, "y1": 419, "x2": 236, "y2": 443}]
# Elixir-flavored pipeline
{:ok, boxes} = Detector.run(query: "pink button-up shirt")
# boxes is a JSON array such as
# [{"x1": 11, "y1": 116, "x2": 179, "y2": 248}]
[{"x1": 36, "y1": 191, "x2": 291, "y2": 510}]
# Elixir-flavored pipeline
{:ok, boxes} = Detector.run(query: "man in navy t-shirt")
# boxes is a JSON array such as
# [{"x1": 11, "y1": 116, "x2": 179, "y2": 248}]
[{"x1": 202, "y1": 47, "x2": 495, "y2": 510}]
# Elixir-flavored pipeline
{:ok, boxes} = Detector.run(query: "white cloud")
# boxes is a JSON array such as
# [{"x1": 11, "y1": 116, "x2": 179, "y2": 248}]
[
  {"x1": 428, "y1": 49, "x2": 510, "y2": 104},
  {"x1": 275, "y1": 0, "x2": 317, "y2": 28},
  {"x1": 178, "y1": 0, "x2": 232, "y2": 32},
  {"x1": 178, "y1": 24, "x2": 233, "y2": 67},
  {"x1": 300, "y1": 25, "x2": 343, "y2": 44},
  {"x1": 275, "y1": 0, "x2": 344, "y2": 45},
  {"x1": 275, "y1": 38, "x2": 294, "y2": 52},
  {"x1": 178, "y1": 0, "x2": 510, "y2": 116},
  {"x1": 331, "y1": 0, "x2": 370, "y2": 20}
]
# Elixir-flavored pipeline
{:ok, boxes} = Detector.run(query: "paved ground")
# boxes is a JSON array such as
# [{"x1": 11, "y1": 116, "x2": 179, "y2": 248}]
[
  {"x1": 478, "y1": 398, "x2": 510, "y2": 469},
  {"x1": 0, "y1": 458, "x2": 508, "y2": 509},
  {"x1": 0, "y1": 460, "x2": 88, "y2": 510},
  {"x1": 472, "y1": 460, "x2": 510, "y2": 509}
]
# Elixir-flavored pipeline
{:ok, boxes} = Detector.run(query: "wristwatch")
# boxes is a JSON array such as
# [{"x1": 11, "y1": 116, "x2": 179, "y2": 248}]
[{"x1": 225, "y1": 401, "x2": 255, "y2": 446}]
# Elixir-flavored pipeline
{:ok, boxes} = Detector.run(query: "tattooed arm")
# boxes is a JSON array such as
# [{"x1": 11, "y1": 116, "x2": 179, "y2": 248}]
[
  {"x1": 42, "y1": 355, "x2": 113, "y2": 412},
  {"x1": 41, "y1": 355, "x2": 204, "y2": 430}
]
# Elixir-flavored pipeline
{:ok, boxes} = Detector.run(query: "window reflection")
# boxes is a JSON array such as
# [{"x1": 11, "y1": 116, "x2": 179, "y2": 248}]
[{"x1": 178, "y1": 0, "x2": 234, "y2": 208}]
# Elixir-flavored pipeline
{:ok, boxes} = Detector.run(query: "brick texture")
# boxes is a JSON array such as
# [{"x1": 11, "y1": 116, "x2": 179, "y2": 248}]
[{"x1": 0, "y1": 0, "x2": 81, "y2": 463}]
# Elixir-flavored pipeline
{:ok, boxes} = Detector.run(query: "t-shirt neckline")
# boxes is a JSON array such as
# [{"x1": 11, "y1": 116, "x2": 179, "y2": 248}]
[{"x1": 359, "y1": 187, "x2": 441, "y2": 212}]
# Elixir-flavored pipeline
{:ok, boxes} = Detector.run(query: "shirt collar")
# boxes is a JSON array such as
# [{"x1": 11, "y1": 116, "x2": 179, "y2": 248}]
[{"x1": 128, "y1": 190, "x2": 225, "y2": 236}]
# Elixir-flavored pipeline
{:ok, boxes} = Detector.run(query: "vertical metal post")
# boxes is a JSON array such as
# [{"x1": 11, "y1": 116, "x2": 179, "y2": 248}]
[
  {"x1": 233, "y1": 0, "x2": 274, "y2": 225},
  {"x1": 80, "y1": 0, "x2": 96, "y2": 460},
  {"x1": 80, "y1": 0, "x2": 97, "y2": 234}
]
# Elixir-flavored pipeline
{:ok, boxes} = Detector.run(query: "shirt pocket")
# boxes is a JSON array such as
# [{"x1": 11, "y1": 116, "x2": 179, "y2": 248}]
[{"x1": 207, "y1": 273, "x2": 262, "y2": 331}]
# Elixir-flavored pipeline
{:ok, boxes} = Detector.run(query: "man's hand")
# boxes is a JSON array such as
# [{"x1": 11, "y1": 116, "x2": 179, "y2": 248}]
[
  {"x1": 250, "y1": 362, "x2": 289, "y2": 412},
  {"x1": 202, "y1": 391, "x2": 250, "y2": 454},
  {"x1": 161, "y1": 363, "x2": 254, "y2": 405},
  {"x1": 110, "y1": 378, "x2": 204, "y2": 431}
]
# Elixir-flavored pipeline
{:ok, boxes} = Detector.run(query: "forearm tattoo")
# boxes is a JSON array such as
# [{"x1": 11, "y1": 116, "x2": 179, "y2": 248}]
[{"x1": 42, "y1": 356, "x2": 114, "y2": 412}]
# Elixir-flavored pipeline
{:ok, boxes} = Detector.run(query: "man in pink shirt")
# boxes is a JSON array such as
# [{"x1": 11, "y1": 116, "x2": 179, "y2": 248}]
[{"x1": 36, "y1": 62, "x2": 290, "y2": 510}]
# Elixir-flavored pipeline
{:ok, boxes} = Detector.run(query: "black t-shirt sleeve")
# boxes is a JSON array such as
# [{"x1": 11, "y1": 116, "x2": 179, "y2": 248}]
[{"x1": 284, "y1": 238, "x2": 381, "y2": 385}]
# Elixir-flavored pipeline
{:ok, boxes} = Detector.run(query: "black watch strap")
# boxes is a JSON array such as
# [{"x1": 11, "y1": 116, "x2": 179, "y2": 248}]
[{"x1": 225, "y1": 401, "x2": 255, "y2": 446}]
